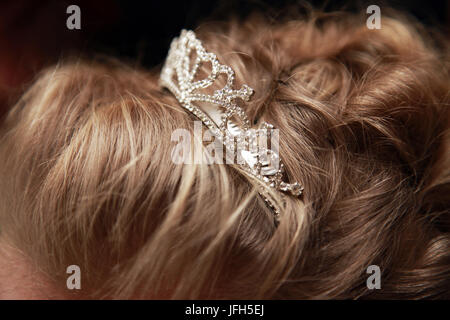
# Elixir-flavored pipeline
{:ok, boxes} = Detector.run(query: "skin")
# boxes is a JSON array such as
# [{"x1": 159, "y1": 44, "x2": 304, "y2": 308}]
[{"x1": 0, "y1": 241, "x2": 67, "y2": 299}]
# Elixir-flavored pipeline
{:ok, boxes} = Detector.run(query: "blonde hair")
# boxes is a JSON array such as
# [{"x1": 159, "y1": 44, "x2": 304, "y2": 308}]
[{"x1": 0, "y1": 10, "x2": 449, "y2": 299}]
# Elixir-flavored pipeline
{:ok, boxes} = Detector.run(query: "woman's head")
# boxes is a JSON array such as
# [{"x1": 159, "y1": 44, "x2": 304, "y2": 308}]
[{"x1": 0, "y1": 10, "x2": 449, "y2": 299}]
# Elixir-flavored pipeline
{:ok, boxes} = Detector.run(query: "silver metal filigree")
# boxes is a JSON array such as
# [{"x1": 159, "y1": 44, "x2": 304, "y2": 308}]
[{"x1": 159, "y1": 30, "x2": 303, "y2": 222}]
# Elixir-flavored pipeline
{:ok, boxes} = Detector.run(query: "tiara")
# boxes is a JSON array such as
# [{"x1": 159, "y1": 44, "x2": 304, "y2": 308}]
[{"x1": 159, "y1": 29, "x2": 303, "y2": 223}]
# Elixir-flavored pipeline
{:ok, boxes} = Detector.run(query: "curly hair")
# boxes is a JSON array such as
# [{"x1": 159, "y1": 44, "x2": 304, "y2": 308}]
[{"x1": 0, "y1": 9, "x2": 449, "y2": 299}]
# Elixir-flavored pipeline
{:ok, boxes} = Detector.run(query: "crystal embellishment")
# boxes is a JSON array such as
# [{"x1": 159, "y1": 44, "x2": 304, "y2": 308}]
[{"x1": 159, "y1": 30, "x2": 303, "y2": 223}]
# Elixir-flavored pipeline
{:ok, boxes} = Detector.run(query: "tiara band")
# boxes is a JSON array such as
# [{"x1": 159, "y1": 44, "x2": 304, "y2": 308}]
[{"x1": 159, "y1": 29, "x2": 303, "y2": 223}]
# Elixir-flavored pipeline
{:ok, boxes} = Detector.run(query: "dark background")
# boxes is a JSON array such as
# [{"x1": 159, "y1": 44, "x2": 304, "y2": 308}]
[
  {"x1": 0, "y1": 0, "x2": 448, "y2": 117},
  {"x1": 90, "y1": 0, "x2": 450, "y2": 67}
]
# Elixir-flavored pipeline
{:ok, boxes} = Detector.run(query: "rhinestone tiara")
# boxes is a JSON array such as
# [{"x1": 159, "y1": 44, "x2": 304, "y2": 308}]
[{"x1": 159, "y1": 29, "x2": 303, "y2": 223}]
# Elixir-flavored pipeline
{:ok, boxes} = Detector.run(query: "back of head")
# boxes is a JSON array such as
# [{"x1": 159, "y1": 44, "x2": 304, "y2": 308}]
[{"x1": 0, "y1": 10, "x2": 449, "y2": 299}]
